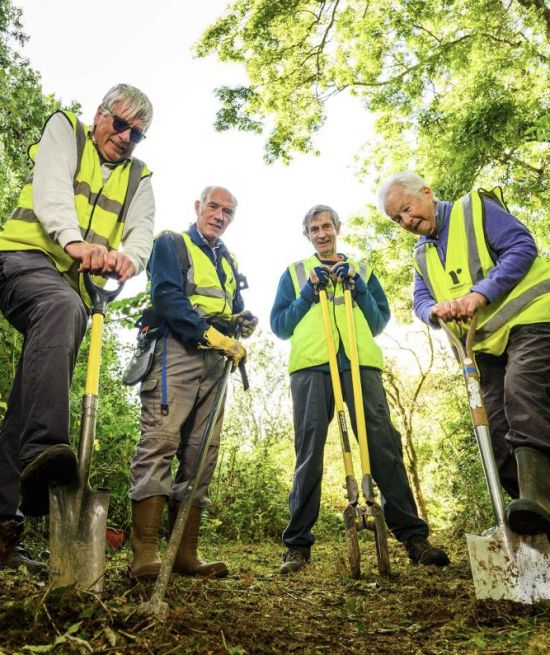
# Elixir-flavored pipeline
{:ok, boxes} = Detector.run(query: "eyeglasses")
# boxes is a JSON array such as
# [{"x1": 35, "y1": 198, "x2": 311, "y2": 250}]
[{"x1": 103, "y1": 108, "x2": 146, "y2": 144}]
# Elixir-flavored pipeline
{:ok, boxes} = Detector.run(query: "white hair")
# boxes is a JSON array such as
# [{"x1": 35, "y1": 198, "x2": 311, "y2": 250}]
[
  {"x1": 199, "y1": 186, "x2": 238, "y2": 209},
  {"x1": 377, "y1": 171, "x2": 436, "y2": 215},
  {"x1": 101, "y1": 83, "x2": 153, "y2": 131}
]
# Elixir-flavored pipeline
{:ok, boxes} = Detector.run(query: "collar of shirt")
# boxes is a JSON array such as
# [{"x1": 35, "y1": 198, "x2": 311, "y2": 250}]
[{"x1": 189, "y1": 223, "x2": 228, "y2": 265}]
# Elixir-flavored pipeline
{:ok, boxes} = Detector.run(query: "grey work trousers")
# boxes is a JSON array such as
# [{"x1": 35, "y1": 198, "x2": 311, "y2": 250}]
[
  {"x1": 130, "y1": 333, "x2": 226, "y2": 508},
  {"x1": 283, "y1": 368, "x2": 428, "y2": 549},
  {"x1": 0, "y1": 252, "x2": 88, "y2": 520},
  {"x1": 476, "y1": 322, "x2": 550, "y2": 499}
]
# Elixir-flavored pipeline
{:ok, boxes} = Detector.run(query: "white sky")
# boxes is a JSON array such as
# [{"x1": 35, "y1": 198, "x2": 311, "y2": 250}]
[{"x1": 13, "y1": 0, "x2": 377, "y2": 327}]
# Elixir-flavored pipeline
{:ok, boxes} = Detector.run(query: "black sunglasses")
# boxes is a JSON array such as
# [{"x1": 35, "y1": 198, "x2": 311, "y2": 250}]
[{"x1": 104, "y1": 108, "x2": 146, "y2": 144}]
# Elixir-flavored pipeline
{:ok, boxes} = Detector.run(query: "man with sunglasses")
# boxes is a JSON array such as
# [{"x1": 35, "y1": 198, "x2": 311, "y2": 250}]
[{"x1": 0, "y1": 83, "x2": 154, "y2": 573}]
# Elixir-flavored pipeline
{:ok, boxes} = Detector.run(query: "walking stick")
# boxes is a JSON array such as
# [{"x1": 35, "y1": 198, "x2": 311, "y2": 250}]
[
  {"x1": 138, "y1": 356, "x2": 233, "y2": 619},
  {"x1": 139, "y1": 320, "x2": 248, "y2": 619},
  {"x1": 319, "y1": 284, "x2": 391, "y2": 578}
]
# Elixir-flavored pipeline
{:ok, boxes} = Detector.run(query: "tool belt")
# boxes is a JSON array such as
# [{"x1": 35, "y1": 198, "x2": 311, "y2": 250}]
[{"x1": 122, "y1": 308, "x2": 165, "y2": 386}]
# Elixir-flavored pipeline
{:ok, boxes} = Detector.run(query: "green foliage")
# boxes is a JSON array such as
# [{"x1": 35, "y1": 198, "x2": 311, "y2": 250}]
[
  {"x1": 206, "y1": 433, "x2": 292, "y2": 541},
  {"x1": 197, "y1": 0, "x2": 550, "y2": 216},
  {"x1": 0, "y1": 1, "x2": 74, "y2": 226}
]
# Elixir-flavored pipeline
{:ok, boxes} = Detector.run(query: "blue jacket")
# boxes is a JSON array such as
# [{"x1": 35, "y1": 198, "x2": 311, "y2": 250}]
[{"x1": 270, "y1": 254, "x2": 390, "y2": 373}]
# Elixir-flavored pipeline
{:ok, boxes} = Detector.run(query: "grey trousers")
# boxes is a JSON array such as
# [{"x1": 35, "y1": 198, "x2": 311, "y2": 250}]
[
  {"x1": 283, "y1": 368, "x2": 428, "y2": 549},
  {"x1": 476, "y1": 322, "x2": 550, "y2": 499},
  {"x1": 130, "y1": 333, "x2": 226, "y2": 508},
  {"x1": 0, "y1": 252, "x2": 88, "y2": 520}
]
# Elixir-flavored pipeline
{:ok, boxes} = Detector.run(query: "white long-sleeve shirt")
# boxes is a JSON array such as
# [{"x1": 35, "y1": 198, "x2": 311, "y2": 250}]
[{"x1": 32, "y1": 112, "x2": 155, "y2": 274}]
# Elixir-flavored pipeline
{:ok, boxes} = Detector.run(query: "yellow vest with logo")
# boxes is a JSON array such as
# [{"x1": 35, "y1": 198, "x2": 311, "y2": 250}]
[
  {"x1": 414, "y1": 188, "x2": 550, "y2": 355},
  {"x1": 287, "y1": 255, "x2": 384, "y2": 373},
  {"x1": 0, "y1": 110, "x2": 151, "y2": 303},
  {"x1": 181, "y1": 232, "x2": 237, "y2": 319}
]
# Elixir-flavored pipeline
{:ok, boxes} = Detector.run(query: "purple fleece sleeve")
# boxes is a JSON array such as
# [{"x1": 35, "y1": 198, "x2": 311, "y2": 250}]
[{"x1": 471, "y1": 198, "x2": 538, "y2": 303}]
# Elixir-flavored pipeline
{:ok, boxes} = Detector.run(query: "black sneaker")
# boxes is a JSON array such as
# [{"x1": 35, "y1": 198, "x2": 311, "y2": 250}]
[
  {"x1": 280, "y1": 547, "x2": 310, "y2": 574},
  {"x1": 404, "y1": 536, "x2": 450, "y2": 566},
  {"x1": 20, "y1": 444, "x2": 79, "y2": 517}
]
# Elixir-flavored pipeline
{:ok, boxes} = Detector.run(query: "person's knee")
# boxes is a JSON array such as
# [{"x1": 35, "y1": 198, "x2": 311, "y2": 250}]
[{"x1": 38, "y1": 290, "x2": 87, "y2": 341}]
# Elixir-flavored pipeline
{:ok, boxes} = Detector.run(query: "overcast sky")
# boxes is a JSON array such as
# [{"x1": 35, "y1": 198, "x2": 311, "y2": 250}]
[{"x1": 14, "y1": 0, "x2": 376, "y2": 328}]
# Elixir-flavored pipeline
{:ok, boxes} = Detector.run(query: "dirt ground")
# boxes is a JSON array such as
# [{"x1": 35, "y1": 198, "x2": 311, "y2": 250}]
[{"x1": 1, "y1": 535, "x2": 549, "y2": 655}]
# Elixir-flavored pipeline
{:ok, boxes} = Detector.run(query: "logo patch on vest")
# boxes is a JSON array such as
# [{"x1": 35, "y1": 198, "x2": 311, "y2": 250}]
[{"x1": 447, "y1": 268, "x2": 469, "y2": 293}]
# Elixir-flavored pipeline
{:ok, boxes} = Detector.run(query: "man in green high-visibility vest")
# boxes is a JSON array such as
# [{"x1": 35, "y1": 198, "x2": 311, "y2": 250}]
[
  {"x1": 271, "y1": 203, "x2": 449, "y2": 574},
  {"x1": 0, "y1": 84, "x2": 155, "y2": 573}
]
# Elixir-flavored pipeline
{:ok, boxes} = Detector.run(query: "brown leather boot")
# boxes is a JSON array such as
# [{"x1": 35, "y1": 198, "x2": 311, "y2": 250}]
[
  {"x1": 169, "y1": 502, "x2": 228, "y2": 578},
  {"x1": 129, "y1": 496, "x2": 165, "y2": 580}
]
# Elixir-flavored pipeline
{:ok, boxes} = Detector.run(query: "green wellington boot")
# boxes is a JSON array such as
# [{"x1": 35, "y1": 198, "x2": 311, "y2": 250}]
[{"x1": 508, "y1": 447, "x2": 550, "y2": 538}]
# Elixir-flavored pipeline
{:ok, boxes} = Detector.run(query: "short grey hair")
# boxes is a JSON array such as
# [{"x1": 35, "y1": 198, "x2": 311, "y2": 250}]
[
  {"x1": 199, "y1": 186, "x2": 238, "y2": 209},
  {"x1": 101, "y1": 83, "x2": 153, "y2": 132},
  {"x1": 303, "y1": 204, "x2": 341, "y2": 236},
  {"x1": 377, "y1": 171, "x2": 436, "y2": 214}
]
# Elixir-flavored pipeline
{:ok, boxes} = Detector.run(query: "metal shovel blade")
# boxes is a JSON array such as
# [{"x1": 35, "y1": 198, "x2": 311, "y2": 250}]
[
  {"x1": 49, "y1": 484, "x2": 110, "y2": 593},
  {"x1": 372, "y1": 505, "x2": 392, "y2": 576},
  {"x1": 466, "y1": 526, "x2": 550, "y2": 603},
  {"x1": 344, "y1": 505, "x2": 361, "y2": 579}
]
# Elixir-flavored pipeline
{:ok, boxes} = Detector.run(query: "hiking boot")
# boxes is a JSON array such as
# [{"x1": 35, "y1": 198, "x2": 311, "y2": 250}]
[
  {"x1": 280, "y1": 547, "x2": 310, "y2": 574},
  {"x1": 1, "y1": 544, "x2": 46, "y2": 575},
  {"x1": 129, "y1": 496, "x2": 165, "y2": 581},
  {"x1": 404, "y1": 536, "x2": 450, "y2": 566},
  {"x1": 20, "y1": 445, "x2": 79, "y2": 517},
  {"x1": 0, "y1": 519, "x2": 45, "y2": 574}
]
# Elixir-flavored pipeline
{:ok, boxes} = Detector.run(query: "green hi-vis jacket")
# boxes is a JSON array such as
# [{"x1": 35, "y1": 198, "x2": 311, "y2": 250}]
[
  {"x1": 181, "y1": 232, "x2": 238, "y2": 320},
  {"x1": 287, "y1": 255, "x2": 384, "y2": 374},
  {"x1": 414, "y1": 188, "x2": 550, "y2": 355},
  {"x1": 0, "y1": 110, "x2": 151, "y2": 304}
]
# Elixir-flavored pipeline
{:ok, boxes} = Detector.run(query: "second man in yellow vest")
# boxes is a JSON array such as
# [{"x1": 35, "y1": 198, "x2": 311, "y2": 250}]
[{"x1": 128, "y1": 186, "x2": 257, "y2": 581}]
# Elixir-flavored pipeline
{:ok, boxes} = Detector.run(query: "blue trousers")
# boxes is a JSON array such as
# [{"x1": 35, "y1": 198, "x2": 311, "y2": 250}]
[{"x1": 283, "y1": 368, "x2": 428, "y2": 549}]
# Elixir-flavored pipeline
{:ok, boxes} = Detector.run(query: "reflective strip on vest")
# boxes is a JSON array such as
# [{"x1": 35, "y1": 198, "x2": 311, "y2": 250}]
[
  {"x1": 414, "y1": 189, "x2": 550, "y2": 354},
  {"x1": 462, "y1": 193, "x2": 484, "y2": 284},
  {"x1": 474, "y1": 278, "x2": 550, "y2": 344},
  {"x1": 287, "y1": 255, "x2": 383, "y2": 373},
  {"x1": 181, "y1": 232, "x2": 237, "y2": 319},
  {"x1": 0, "y1": 110, "x2": 151, "y2": 304}
]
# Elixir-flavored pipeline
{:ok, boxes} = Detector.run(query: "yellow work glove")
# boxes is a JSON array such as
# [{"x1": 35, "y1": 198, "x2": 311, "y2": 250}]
[{"x1": 203, "y1": 326, "x2": 246, "y2": 370}]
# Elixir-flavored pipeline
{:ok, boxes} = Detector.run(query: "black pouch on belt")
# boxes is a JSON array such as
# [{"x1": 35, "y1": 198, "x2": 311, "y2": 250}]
[{"x1": 122, "y1": 309, "x2": 164, "y2": 386}]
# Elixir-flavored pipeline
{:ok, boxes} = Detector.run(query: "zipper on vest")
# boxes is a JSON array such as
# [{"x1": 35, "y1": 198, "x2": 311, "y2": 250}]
[{"x1": 83, "y1": 184, "x2": 104, "y2": 241}]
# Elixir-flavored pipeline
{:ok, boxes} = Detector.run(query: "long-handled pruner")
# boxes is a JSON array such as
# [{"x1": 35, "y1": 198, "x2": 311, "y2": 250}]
[
  {"x1": 139, "y1": 339, "x2": 248, "y2": 619},
  {"x1": 440, "y1": 315, "x2": 550, "y2": 603},
  {"x1": 49, "y1": 273, "x2": 123, "y2": 593},
  {"x1": 319, "y1": 282, "x2": 391, "y2": 578}
]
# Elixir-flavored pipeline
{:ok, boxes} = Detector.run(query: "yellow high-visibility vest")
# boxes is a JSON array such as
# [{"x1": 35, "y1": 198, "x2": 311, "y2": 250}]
[
  {"x1": 0, "y1": 110, "x2": 151, "y2": 303},
  {"x1": 287, "y1": 255, "x2": 384, "y2": 373},
  {"x1": 414, "y1": 188, "x2": 550, "y2": 354},
  {"x1": 181, "y1": 232, "x2": 238, "y2": 319}
]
